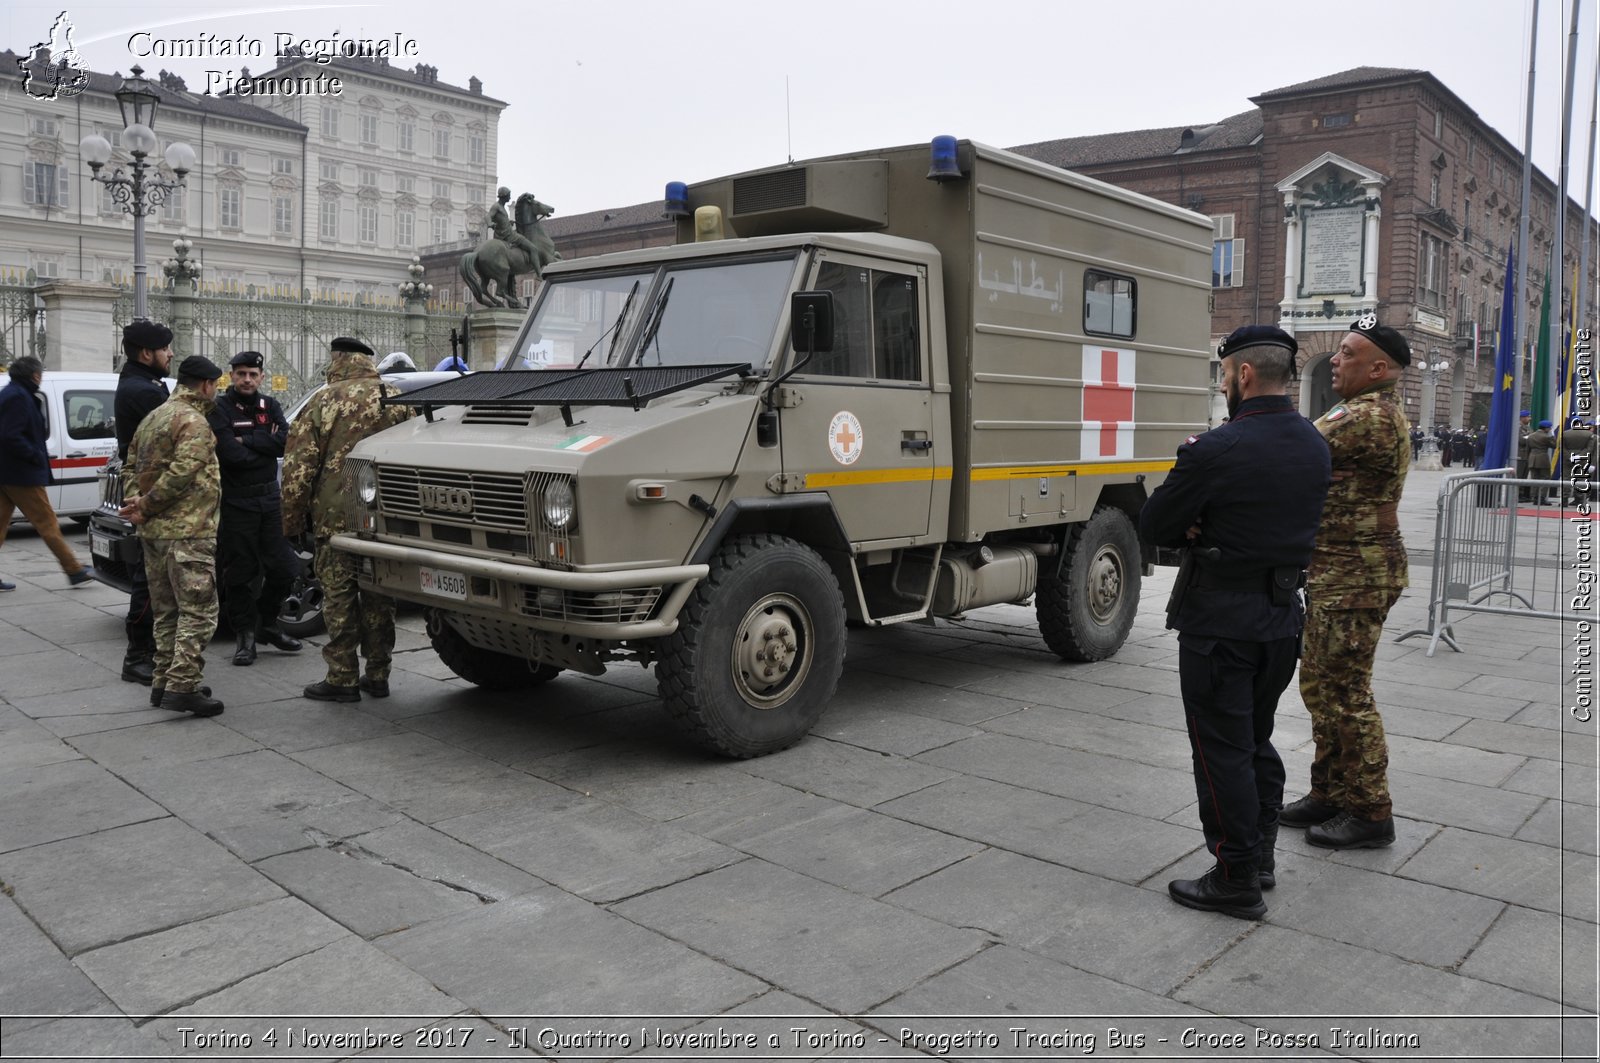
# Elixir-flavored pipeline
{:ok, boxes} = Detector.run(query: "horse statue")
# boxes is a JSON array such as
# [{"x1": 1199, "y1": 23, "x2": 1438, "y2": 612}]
[{"x1": 459, "y1": 192, "x2": 560, "y2": 308}]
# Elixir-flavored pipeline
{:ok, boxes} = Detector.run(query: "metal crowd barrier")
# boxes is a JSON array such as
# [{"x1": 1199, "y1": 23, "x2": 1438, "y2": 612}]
[{"x1": 1397, "y1": 467, "x2": 1594, "y2": 656}]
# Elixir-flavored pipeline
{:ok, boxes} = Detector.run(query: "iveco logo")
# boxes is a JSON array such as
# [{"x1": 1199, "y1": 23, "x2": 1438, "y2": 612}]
[{"x1": 420, "y1": 485, "x2": 474, "y2": 514}]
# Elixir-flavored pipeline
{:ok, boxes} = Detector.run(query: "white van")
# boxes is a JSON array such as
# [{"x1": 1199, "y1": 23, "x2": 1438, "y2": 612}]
[{"x1": 9, "y1": 371, "x2": 123, "y2": 523}]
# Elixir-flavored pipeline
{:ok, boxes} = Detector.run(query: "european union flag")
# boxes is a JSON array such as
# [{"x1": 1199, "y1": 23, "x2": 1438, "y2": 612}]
[{"x1": 1482, "y1": 246, "x2": 1518, "y2": 471}]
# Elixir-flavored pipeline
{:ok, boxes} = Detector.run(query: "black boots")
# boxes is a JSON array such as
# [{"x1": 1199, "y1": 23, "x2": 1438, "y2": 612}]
[
  {"x1": 163, "y1": 688, "x2": 224, "y2": 717},
  {"x1": 1278, "y1": 794, "x2": 1340, "y2": 828},
  {"x1": 121, "y1": 633, "x2": 155, "y2": 685},
  {"x1": 1168, "y1": 864, "x2": 1266, "y2": 920},
  {"x1": 232, "y1": 631, "x2": 257, "y2": 666},
  {"x1": 304, "y1": 681, "x2": 360, "y2": 703},
  {"x1": 258, "y1": 626, "x2": 303, "y2": 652},
  {"x1": 1258, "y1": 819, "x2": 1280, "y2": 891},
  {"x1": 1306, "y1": 811, "x2": 1395, "y2": 849}
]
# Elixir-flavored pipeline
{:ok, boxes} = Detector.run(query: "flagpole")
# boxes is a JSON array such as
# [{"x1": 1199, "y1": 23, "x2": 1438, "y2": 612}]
[
  {"x1": 1512, "y1": 0, "x2": 1541, "y2": 422},
  {"x1": 1579, "y1": 10, "x2": 1599, "y2": 329},
  {"x1": 1550, "y1": 0, "x2": 1580, "y2": 420}
]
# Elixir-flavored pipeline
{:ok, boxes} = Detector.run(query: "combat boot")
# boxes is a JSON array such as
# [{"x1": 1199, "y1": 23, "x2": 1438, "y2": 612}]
[
  {"x1": 232, "y1": 631, "x2": 257, "y2": 666},
  {"x1": 164, "y1": 689, "x2": 224, "y2": 717},
  {"x1": 1168, "y1": 864, "x2": 1266, "y2": 920},
  {"x1": 258, "y1": 626, "x2": 302, "y2": 652},
  {"x1": 304, "y1": 680, "x2": 360, "y2": 703},
  {"x1": 1278, "y1": 794, "x2": 1340, "y2": 828},
  {"x1": 1258, "y1": 819, "x2": 1279, "y2": 891},
  {"x1": 153, "y1": 684, "x2": 212, "y2": 708},
  {"x1": 1306, "y1": 811, "x2": 1394, "y2": 849},
  {"x1": 121, "y1": 637, "x2": 155, "y2": 685}
]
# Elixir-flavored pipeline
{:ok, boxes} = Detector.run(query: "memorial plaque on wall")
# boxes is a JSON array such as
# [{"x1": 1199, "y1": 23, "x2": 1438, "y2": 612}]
[{"x1": 1299, "y1": 205, "x2": 1365, "y2": 296}]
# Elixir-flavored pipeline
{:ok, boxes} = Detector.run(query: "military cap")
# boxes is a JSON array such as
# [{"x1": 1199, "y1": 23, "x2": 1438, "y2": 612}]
[
  {"x1": 330, "y1": 336, "x2": 375, "y2": 357},
  {"x1": 122, "y1": 319, "x2": 174, "y2": 351},
  {"x1": 230, "y1": 350, "x2": 265, "y2": 369},
  {"x1": 1520, "y1": 409, "x2": 1531, "y2": 418},
  {"x1": 1348, "y1": 312, "x2": 1411, "y2": 366},
  {"x1": 1218, "y1": 325, "x2": 1297, "y2": 360},
  {"x1": 177, "y1": 355, "x2": 223, "y2": 381},
  {"x1": 1539, "y1": 419, "x2": 1552, "y2": 429}
]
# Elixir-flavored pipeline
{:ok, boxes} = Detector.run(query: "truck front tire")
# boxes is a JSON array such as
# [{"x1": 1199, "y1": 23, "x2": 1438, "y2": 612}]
[
  {"x1": 658, "y1": 534, "x2": 846, "y2": 758},
  {"x1": 426, "y1": 609, "x2": 562, "y2": 689},
  {"x1": 1036, "y1": 505, "x2": 1141, "y2": 662}
]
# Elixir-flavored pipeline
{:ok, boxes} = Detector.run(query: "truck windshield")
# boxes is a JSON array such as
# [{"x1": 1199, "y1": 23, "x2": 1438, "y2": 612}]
[
  {"x1": 626, "y1": 255, "x2": 798, "y2": 369},
  {"x1": 502, "y1": 270, "x2": 653, "y2": 370}
]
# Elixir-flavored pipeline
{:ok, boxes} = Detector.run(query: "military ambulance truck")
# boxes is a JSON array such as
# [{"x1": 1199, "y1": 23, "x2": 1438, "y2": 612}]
[{"x1": 333, "y1": 139, "x2": 1213, "y2": 757}]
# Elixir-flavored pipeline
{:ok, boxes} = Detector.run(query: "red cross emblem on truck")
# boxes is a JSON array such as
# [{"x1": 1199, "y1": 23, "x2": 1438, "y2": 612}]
[{"x1": 1082, "y1": 346, "x2": 1135, "y2": 459}]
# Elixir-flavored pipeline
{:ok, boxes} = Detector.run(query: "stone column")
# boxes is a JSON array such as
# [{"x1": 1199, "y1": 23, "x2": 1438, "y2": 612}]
[
  {"x1": 1361, "y1": 188, "x2": 1383, "y2": 312},
  {"x1": 399, "y1": 256, "x2": 432, "y2": 359},
  {"x1": 1280, "y1": 192, "x2": 1300, "y2": 329},
  {"x1": 35, "y1": 280, "x2": 121, "y2": 373},
  {"x1": 464, "y1": 306, "x2": 527, "y2": 371},
  {"x1": 162, "y1": 238, "x2": 203, "y2": 357}
]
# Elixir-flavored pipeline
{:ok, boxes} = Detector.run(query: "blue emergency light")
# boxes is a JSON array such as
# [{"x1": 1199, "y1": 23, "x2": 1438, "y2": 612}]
[
  {"x1": 926, "y1": 135, "x2": 962, "y2": 182},
  {"x1": 664, "y1": 181, "x2": 690, "y2": 217}
]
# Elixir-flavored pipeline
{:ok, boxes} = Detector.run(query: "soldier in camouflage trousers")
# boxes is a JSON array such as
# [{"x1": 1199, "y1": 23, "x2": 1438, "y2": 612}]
[
  {"x1": 1284, "y1": 316, "x2": 1411, "y2": 849},
  {"x1": 120, "y1": 356, "x2": 227, "y2": 717},
  {"x1": 282, "y1": 338, "x2": 414, "y2": 702}
]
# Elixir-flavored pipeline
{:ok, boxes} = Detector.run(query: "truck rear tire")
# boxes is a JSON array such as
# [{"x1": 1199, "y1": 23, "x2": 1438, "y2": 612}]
[
  {"x1": 657, "y1": 533, "x2": 846, "y2": 758},
  {"x1": 426, "y1": 609, "x2": 562, "y2": 689},
  {"x1": 1037, "y1": 505, "x2": 1141, "y2": 662}
]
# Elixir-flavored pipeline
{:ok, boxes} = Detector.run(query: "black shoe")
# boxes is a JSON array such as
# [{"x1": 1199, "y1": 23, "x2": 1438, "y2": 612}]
[
  {"x1": 232, "y1": 631, "x2": 257, "y2": 666},
  {"x1": 1168, "y1": 865, "x2": 1266, "y2": 921},
  {"x1": 1306, "y1": 811, "x2": 1395, "y2": 850},
  {"x1": 68, "y1": 568, "x2": 96, "y2": 587},
  {"x1": 258, "y1": 627, "x2": 302, "y2": 653},
  {"x1": 358, "y1": 676, "x2": 390, "y2": 698},
  {"x1": 304, "y1": 681, "x2": 360, "y2": 703},
  {"x1": 121, "y1": 653, "x2": 155, "y2": 686},
  {"x1": 1258, "y1": 819, "x2": 1279, "y2": 891},
  {"x1": 0, "y1": 579, "x2": 14, "y2": 591},
  {"x1": 154, "y1": 684, "x2": 211, "y2": 708},
  {"x1": 1279, "y1": 794, "x2": 1340, "y2": 828},
  {"x1": 164, "y1": 689, "x2": 224, "y2": 717}
]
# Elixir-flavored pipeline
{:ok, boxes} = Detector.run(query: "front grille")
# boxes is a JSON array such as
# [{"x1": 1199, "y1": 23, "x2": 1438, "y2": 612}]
[
  {"x1": 520, "y1": 585, "x2": 662, "y2": 624},
  {"x1": 377, "y1": 465, "x2": 527, "y2": 530},
  {"x1": 100, "y1": 462, "x2": 125, "y2": 508}
]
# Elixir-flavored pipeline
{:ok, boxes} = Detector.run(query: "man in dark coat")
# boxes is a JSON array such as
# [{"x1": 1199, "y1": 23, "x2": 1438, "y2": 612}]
[
  {"x1": 207, "y1": 350, "x2": 302, "y2": 665},
  {"x1": 115, "y1": 320, "x2": 175, "y2": 683},
  {"x1": 0, "y1": 356, "x2": 94, "y2": 590},
  {"x1": 1139, "y1": 325, "x2": 1331, "y2": 919}
]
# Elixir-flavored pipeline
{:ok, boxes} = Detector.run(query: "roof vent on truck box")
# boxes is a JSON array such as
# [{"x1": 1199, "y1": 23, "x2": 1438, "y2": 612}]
[{"x1": 727, "y1": 159, "x2": 888, "y2": 237}]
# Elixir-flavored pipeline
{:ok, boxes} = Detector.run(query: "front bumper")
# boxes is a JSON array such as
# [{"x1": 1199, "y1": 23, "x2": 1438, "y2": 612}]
[{"x1": 329, "y1": 534, "x2": 707, "y2": 639}]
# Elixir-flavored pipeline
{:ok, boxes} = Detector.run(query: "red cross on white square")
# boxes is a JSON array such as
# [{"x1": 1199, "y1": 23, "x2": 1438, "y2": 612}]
[{"x1": 1081, "y1": 346, "x2": 1136, "y2": 459}]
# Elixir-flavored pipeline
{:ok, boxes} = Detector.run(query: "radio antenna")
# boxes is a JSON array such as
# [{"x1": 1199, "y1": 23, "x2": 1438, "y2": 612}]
[{"x1": 786, "y1": 75, "x2": 793, "y2": 163}]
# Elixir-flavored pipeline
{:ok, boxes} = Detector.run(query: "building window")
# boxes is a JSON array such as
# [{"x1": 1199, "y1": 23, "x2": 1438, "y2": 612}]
[
  {"x1": 219, "y1": 146, "x2": 241, "y2": 168},
  {"x1": 398, "y1": 117, "x2": 414, "y2": 153},
  {"x1": 273, "y1": 194, "x2": 293, "y2": 235},
  {"x1": 321, "y1": 106, "x2": 339, "y2": 138},
  {"x1": 431, "y1": 214, "x2": 449, "y2": 245},
  {"x1": 320, "y1": 197, "x2": 339, "y2": 240},
  {"x1": 28, "y1": 115, "x2": 59, "y2": 137},
  {"x1": 162, "y1": 186, "x2": 186, "y2": 224},
  {"x1": 433, "y1": 180, "x2": 450, "y2": 201},
  {"x1": 1429, "y1": 173, "x2": 1440, "y2": 207},
  {"x1": 1322, "y1": 113, "x2": 1351, "y2": 129},
  {"x1": 397, "y1": 209, "x2": 414, "y2": 248},
  {"x1": 319, "y1": 159, "x2": 339, "y2": 182},
  {"x1": 359, "y1": 167, "x2": 378, "y2": 190},
  {"x1": 218, "y1": 186, "x2": 242, "y2": 229},
  {"x1": 23, "y1": 160, "x2": 68, "y2": 207},
  {"x1": 273, "y1": 157, "x2": 294, "y2": 176},
  {"x1": 360, "y1": 113, "x2": 379, "y2": 146},
  {"x1": 397, "y1": 174, "x2": 414, "y2": 195},
  {"x1": 358, "y1": 203, "x2": 377, "y2": 244},
  {"x1": 433, "y1": 128, "x2": 450, "y2": 158},
  {"x1": 468, "y1": 185, "x2": 485, "y2": 209},
  {"x1": 1211, "y1": 215, "x2": 1244, "y2": 288},
  {"x1": 1434, "y1": 109, "x2": 1443, "y2": 138},
  {"x1": 31, "y1": 255, "x2": 62, "y2": 279},
  {"x1": 1419, "y1": 233, "x2": 1446, "y2": 309},
  {"x1": 100, "y1": 180, "x2": 120, "y2": 215},
  {"x1": 469, "y1": 133, "x2": 484, "y2": 165},
  {"x1": 1084, "y1": 269, "x2": 1137, "y2": 337}
]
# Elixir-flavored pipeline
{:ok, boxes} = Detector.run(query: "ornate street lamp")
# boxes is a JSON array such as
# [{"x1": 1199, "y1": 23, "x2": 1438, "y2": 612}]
[
  {"x1": 397, "y1": 256, "x2": 434, "y2": 303},
  {"x1": 1415, "y1": 349, "x2": 1451, "y2": 471},
  {"x1": 79, "y1": 66, "x2": 196, "y2": 320}
]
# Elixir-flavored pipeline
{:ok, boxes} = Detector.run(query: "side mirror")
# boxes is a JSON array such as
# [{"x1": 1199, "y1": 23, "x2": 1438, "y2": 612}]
[{"x1": 789, "y1": 291, "x2": 834, "y2": 354}]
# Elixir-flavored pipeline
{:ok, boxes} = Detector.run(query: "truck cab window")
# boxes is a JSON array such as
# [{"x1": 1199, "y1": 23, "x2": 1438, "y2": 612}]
[
  {"x1": 809, "y1": 260, "x2": 922, "y2": 382},
  {"x1": 65, "y1": 391, "x2": 116, "y2": 440},
  {"x1": 1084, "y1": 269, "x2": 1136, "y2": 338}
]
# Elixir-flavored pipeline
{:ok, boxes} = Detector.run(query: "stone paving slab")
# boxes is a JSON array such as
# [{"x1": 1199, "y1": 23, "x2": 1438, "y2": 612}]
[
  {"x1": 66, "y1": 715, "x2": 263, "y2": 770},
  {"x1": 814, "y1": 705, "x2": 986, "y2": 758},
  {"x1": 1385, "y1": 767, "x2": 1548, "y2": 836},
  {"x1": 613, "y1": 859, "x2": 987, "y2": 1014},
  {"x1": 529, "y1": 742, "x2": 771, "y2": 821},
  {"x1": 0, "y1": 757, "x2": 169, "y2": 853},
  {"x1": 0, "y1": 817, "x2": 284, "y2": 955},
  {"x1": 341, "y1": 820, "x2": 549, "y2": 901},
  {"x1": 1458, "y1": 905, "x2": 1600, "y2": 1009},
  {"x1": 742, "y1": 735, "x2": 957, "y2": 807},
  {"x1": 1398, "y1": 826, "x2": 1581, "y2": 916},
  {"x1": 210, "y1": 696, "x2": 409, "y2": 753},
  {"x1": 254, "y1": 845, "x2": 489, "y2": 939},
  {"x1": 979, "y1": 703, "x2": 1196, "y2": 772},
  {"x1": 0, "y1": 894, "x2": 111, "y2": 1025},
  {"x1": 1516, "y1": 798, "x2": 1598, "y2": 855},
  {"x1": 205, "y1": 795, "x2": 406, "y2": 863},
  {"x1": 71, "y1": 896, "x2": 349, "y2": 1016},
  {"x1": 825, "y1": 667, "x2": 1026, "y2": 726},
  {"x1": 118, "y1": 749, "x2": 370, "y2": 835}
]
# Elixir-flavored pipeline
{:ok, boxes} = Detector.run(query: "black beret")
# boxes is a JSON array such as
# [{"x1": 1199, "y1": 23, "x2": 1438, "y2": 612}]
[
  {"x1": 330, "y1": 336, "x2": 375, "y2": 357},
  {"x1": 122, "y1": 319, "x2": 174, "y2": 351},
  {"x1": 177, "y1": 355, "x2": 223, "y2": 381},
  {"x1": 1218, "y1": 325, "x2": 1297, "y2": 360},
  {"x1": 230, "y1": 350, "x2": 264, "y2": 369},
  {"x1": 1349, "y1": 313, "x2": 1411, "y2": 366}
]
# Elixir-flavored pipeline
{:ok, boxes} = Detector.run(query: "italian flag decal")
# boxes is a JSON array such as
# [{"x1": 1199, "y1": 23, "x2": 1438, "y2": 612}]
[{"x1": 559, "y1": 433, "x2": 612, "y2": 453}]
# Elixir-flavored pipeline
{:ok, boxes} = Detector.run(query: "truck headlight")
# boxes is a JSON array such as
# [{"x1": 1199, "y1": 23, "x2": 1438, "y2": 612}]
[
  {"x1": 355, "y1": 462, "x2": 378, "y2": 507},
  {"x1": 542, "y1": 478, "x2": 576, "y2": 530}
]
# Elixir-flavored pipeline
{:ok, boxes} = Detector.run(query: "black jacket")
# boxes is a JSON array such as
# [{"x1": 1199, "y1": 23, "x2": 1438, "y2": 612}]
[
  {"x1": 208, "y1": 386, "x2": 289, "y2": 508},
  {"x1": 0, "y1": 379, "x2": 50, "y2": 487},
  {"x1": 1140, "y1": 395, "x2": 1331, "y2": 640},
  {"x1": 115, "y1": 360, "x2": 170, "y2": 461}
]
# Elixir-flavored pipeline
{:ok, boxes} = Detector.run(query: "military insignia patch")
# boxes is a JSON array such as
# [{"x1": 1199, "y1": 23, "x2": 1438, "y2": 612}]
[
  {"x1": 1185, "y1": 435, "x2": 1199, "y2": 445},
  {"x1": 1326, "y1": 405, "x2": 1348, "y2": 421},
  {"x1": 1355, "y1": 311, "x2": 1378, "y2": 331}
]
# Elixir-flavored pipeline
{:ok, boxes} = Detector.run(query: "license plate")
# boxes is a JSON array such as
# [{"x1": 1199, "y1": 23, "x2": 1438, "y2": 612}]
[
  {"x1": 418, "y1": 566, "x2": 467, "y2": 599},
  {"x1": 89, "y1": 530, "x2": 114, "y2": 561}
]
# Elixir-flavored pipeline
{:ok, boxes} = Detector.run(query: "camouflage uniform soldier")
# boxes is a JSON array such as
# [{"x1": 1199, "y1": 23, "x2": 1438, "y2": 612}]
[
  {"x1": 1284, "y1": 315, "x2": 1411, "y2": 849},
  {"x1": 120, "y1": 356, "x2": 226, "y2": 717},
  {"x1": 282, "y1": 337, "x2": 414, "y2": 702}
]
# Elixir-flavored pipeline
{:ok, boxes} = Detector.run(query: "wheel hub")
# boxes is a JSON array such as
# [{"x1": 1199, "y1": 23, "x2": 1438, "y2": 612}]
[
  {"x1": 731, "y1": 594, "x2": 811, "y2": 707},
  {"x1": 1088, "y1": 546, "x2": 1123, "y2": 622}
]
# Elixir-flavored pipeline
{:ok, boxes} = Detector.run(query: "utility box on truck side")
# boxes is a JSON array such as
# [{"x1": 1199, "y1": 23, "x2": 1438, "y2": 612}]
[{"x1": 334, "y1": 139, "x2": 1213, "y2": 757}]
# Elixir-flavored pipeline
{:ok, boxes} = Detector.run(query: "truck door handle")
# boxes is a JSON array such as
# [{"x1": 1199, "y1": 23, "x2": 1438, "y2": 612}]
[
  {"x1": 901, "y1": 438, "x2": 933, "y2": 452},
  {"x1": 67, "y1": 451, "x2": 88, "y2": 458}
]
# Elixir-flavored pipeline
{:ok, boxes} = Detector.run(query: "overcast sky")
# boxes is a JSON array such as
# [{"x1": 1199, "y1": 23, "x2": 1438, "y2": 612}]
[{"x1": 8, "y1": 0, "x2": 1598, "y2": 220}]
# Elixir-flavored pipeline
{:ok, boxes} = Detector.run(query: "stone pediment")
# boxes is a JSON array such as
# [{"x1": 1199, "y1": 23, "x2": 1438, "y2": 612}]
[{"x1": 1277, "y1": 152, "x2": 1387, "y2": 196}]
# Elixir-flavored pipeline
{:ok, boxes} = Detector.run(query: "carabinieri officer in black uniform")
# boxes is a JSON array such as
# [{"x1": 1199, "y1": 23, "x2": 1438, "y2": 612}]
[
  {"x1": 1139, "y1": 325, "x2": 1331, "y2": 920},
  {"x1": 207, "y1": 350, "x2": 303, "y2": 665}
]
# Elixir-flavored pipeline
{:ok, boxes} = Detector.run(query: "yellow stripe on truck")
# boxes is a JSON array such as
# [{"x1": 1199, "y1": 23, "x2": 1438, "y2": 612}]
[{"x1": 802, "y1": 458, "x2": 1175, "y2": 488}]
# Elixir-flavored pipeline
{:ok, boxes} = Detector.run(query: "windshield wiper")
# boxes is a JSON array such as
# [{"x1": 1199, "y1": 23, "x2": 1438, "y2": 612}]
[
  {"x1": 634, "y1": 276, "x2": 675, "y2": 365},
  {"x1": 575, "y1": 280, "x2": 640, "y2": 370}
]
